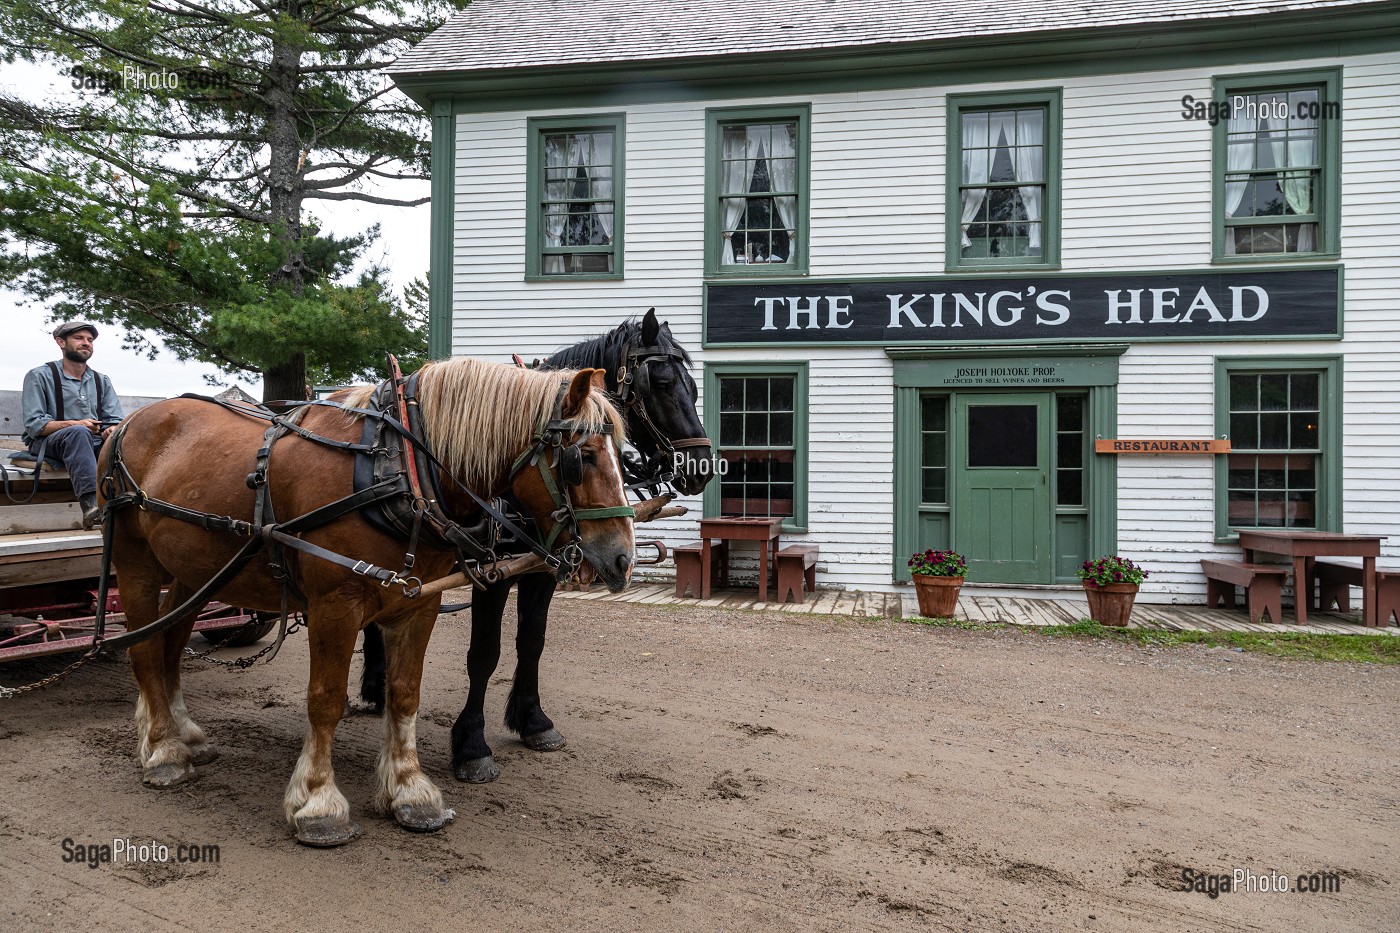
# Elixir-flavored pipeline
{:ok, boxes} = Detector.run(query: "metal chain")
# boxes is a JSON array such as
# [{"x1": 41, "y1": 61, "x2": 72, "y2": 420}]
[
  {"x1": 182, "y1": 616, "x2": 305, "y2": 669},
  {"x1": 0, "y1": 643, "x2": 105, "y2": 699}
]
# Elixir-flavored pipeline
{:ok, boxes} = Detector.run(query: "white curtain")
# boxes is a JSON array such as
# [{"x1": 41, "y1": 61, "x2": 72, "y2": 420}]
[
  {"x1": 1010, "y1": 110, "x2": 1044, "y2": 251},
  {"x1": 768, "y1": 123, "x2": 797, "y2": 262},
  {"x1": 721, "y1": 127, "x2": 758, "y2": 264},
  {"x1": 959, "y1": 112, "x2": 989, "y2": 249},
  {"x1": 543, "y1": 135, "x2": 568, "y2": 274},
  {"x1": 1272, "y1": 124, "x2": 1316, "y2": 252},
  {"x1": 594, "y1": 131, "x2": 613, "y2": 245},
  {"x1": 1223, "y1": 110, "x2": 1257, "y2": 256}
]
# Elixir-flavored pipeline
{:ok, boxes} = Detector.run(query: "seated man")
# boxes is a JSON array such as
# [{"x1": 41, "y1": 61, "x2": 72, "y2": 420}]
[{"x1": 21, "y1": 321, "x2": 124, "y2": 529}]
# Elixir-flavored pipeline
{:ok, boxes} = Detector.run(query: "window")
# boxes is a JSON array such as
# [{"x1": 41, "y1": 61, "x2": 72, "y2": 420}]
[
  {"x1": 920, "y1": 396, "x2": 948, "y2": 504},
  {"x1": 1213, "y1": 69, "x2": 1340, "y2": 261},
  {"x1": 946, "y1": 90, "x2": 1061, "y2": 271},
  {"x1": 1214, "y1": 357, "x2": 1341, "y2": 540},
  {"x1": 526, "y1": 115, "x2": 624, "y2": 279},
  {"x1": 1056, "y1": 395, "x2": 1086, "y2": 508},
  {"x1": 705, "y1": 106, "x2": 809, "y2": 275},
  {"x1": 703, "y1": 362, "x2": 808, "y2": 532}
]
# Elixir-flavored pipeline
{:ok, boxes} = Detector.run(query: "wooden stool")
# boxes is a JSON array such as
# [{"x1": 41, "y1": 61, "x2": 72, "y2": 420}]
[
  {"x1": 674, "y1": 542, "x2": 727, "y2": 598},
  {"x1": 1200, "y1": 559, "x2": 1288, "y2": 624},
  {"x1": 776, "y1": 545, "x2": 819, "y2": 603}
]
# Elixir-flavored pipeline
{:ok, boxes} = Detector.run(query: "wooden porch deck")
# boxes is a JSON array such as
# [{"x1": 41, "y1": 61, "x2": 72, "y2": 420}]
[{"x1": 553, "y1": 582, "x2": 1400, "y2": 636}]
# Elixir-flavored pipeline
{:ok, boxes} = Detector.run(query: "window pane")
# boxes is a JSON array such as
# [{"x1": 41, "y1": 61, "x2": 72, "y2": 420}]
[
  {"x1": 1226, "y1": 370, "x2": 1323, "y2": 530},
  {"x1": 968, "y1": 405, "x2": 1037, "y2": 468}
]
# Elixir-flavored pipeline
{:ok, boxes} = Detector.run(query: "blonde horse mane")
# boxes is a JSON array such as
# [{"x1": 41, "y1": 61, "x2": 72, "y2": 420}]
[{"x1": 339, "y1": 358, "x2": 625, "y2": 490}]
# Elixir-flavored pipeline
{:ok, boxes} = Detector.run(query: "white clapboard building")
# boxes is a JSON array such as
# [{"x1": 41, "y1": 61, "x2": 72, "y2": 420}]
[{"x1": 388, "y1": 0, "x2": 1400, "y2": 601}]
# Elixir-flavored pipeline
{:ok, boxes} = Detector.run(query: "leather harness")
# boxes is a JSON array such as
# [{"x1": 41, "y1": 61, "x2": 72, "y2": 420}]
[{"x1": 90, "y1": 361, "x2": 632, "y2": 654}]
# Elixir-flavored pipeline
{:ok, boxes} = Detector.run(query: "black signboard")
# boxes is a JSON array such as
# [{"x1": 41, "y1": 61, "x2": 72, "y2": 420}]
[{"x1": 705, "y1": 267, "x2": 1340, "y2": 346}]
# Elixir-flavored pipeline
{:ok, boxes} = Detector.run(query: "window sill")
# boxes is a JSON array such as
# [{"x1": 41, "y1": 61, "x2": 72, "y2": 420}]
[
  {"x1": 945, "y1": 260, "x2": 1061, "y2": 274},
  {"x1": 706, "y1": 265, "x2": 808, "y2": 279},
  {"x1": 525, "y1": 272, "x2": 625, "y2": 283},
  {"x1": 1211, "y1": 251, "x2": 1340, "y2": 266}
]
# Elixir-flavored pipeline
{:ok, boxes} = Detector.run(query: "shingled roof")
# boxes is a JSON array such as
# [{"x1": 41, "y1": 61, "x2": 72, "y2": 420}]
[{"x1": 388, "y1": 0, "x2": 1387, "y2": 77}]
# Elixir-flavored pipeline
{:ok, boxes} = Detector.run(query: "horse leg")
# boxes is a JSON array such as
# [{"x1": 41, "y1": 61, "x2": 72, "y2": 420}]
[
  {"x1": 505, "y1": 573, "x2": 565, "y2": 752},
  {"x1": 285, "y1": 606, "x2": 361, "y2": 847},
  {"x1": 158, "y1": 581, "x2": 216, "y2": 766},
  {"x1": 356, "y1": 624, "x2": 387, "y2": 715},
  {"x1": 450, "y1": 578, "x2": 509, "y2": 783},
  {"x1": 125, "y1": 567, "x2": 198, "y2": 788},
  {"x1": 375, "y1": 609, "x2": 453, "y2": 833}
]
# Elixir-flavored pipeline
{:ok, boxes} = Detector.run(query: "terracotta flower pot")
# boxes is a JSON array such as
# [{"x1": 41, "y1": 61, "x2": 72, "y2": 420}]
[
  {"x1": 1083, "y1": 581, "x2": 1139, "y2": 627},
  {"x1": 913, "y1": 574, "x2": 964, "y2": 617}
]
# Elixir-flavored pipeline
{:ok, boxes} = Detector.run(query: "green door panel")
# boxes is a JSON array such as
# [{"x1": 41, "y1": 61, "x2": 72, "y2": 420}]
[{"x1": 954, "y1": 392, "x2": 1052, "y2": 583}]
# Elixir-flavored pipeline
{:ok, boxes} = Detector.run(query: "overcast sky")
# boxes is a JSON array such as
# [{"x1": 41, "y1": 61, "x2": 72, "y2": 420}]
[{"x1": 0, "y1": 59, "x2": 430, "y2": 398}]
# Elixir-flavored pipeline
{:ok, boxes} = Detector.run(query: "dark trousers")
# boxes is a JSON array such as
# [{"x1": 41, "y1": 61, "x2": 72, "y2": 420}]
[{"x1": 30, "y1": 424, "x2": 103, "y2": 498}]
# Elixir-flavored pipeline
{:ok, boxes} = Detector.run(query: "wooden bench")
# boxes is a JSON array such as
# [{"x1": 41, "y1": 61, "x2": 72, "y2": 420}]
[
  {"x1": 1316, "y1": 559, "x2": 1400, "y2": 626},
  {"x1": 1201, "y1": 559, "x2": 1288, "y2": 624},
  {"x1": 776, "y1": 544, "x2": 819, "y2": 604},
  {"x1": 674, "y1": 541, "x2": 727, "y2": 598}
]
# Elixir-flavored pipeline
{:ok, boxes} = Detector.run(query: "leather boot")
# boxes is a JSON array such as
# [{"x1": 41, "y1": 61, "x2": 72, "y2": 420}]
[{"x1": 79, "y1": 493, "x2": 101, "y2": 530}]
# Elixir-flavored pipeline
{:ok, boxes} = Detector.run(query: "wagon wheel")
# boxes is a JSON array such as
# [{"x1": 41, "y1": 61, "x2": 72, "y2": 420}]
[{"x1": 198, "y1": 613, "x2": 278, "y2": 647}]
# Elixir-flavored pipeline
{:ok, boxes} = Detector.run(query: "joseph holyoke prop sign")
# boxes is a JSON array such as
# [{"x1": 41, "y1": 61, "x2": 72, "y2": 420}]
[{"x1": 705, "y1": 267, "x2": 1340, "y2": 345}]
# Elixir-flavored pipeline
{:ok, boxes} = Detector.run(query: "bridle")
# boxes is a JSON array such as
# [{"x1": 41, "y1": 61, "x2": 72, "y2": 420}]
[
  {"x1": 506, "y1": 387, "x2": 636, "y2": 570},
  {"x1": 613, "y1": 336, "x2": 712, "y2": 496}
]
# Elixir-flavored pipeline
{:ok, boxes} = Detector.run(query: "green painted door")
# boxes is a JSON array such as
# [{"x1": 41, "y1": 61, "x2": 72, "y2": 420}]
[{"x1": 954, "y1": 393, "x2": 1053, "y2": 584}]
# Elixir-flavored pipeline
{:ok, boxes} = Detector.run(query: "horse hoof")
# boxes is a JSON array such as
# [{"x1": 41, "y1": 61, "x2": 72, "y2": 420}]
[
  {"x1": 142, "y1": 762, "x2": 196, "y2": 788},
  {"x1": 188, "y1": 744, "x2": 219, "y2": 766},
  {"x1": 523, "y1": 728, "x2": 566, "y2": 752},
  {"x1": 393, "y1": 804, "x2": 455, "y2": 833},
  {"x1": 294, "y1": 816, "x2": 362, "y2": 848},
  {"x1": 454, "y1": 757, "x2": 500, "y2": 784}
]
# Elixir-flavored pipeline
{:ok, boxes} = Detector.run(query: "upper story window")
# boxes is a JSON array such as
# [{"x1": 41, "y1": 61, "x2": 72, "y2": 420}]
[
  {"x1": 526, "y1": 115, "x2": 625, "y2": 279},
  {"x1": 946, "y1": 90, "x2": 1061, "y2": 271},
  {"x1": 1213, "y1": 70, "x2": 1340, "y2": 261},
  {"x1": 706, "y1": 106, "x2": 810, "y2": 276}
]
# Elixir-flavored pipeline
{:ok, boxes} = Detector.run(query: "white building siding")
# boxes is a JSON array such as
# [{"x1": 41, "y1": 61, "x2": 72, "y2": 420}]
[{"x1": 450, "y1": 50, "x2": 1400, "y2": 598}]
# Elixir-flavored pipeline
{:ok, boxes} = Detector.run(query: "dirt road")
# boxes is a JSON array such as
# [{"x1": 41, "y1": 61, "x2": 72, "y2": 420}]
[{"x1": 3, "y1": 594, "x2": 1397, "y2": 932}]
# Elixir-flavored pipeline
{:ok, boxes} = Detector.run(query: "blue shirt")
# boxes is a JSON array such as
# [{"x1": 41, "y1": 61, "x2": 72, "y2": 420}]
[{"x1": 21, "y1": 362, "x2": 123, "y2": 443}]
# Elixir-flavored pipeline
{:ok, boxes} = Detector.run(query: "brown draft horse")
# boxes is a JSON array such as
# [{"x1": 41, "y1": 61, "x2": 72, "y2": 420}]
[{"x1": 100, "y1": 359, "x2": 634, "y2": 847}]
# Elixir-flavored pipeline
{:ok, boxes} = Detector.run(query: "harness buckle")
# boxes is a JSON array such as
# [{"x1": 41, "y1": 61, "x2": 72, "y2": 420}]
[{"x1": 350, "y1": 560, "x2": 373, "y2": 577}]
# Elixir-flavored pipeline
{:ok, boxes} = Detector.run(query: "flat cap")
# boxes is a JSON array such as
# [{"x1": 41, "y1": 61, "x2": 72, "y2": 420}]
[{"x1": 53, "y1": 320, "x2": 99, "y2": 339}]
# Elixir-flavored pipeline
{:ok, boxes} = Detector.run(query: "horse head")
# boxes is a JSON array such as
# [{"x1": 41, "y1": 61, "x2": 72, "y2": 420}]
[
  {"x1": 506, "y1": 368, "x2": 636, "y2": 592},
  {"x1": 624, "y1": 308, "x2": 713, "y2": 496}
]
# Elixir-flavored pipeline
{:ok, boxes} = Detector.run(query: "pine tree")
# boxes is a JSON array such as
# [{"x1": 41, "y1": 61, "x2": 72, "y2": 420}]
[{"x1": 0, "y1": 1, "x2": 464, "y2": 398}]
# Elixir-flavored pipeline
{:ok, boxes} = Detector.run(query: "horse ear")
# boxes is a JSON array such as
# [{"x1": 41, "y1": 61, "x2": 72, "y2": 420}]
[
  {"x1": 641, "y1": 307, "x2": 660, "y2": 345},
  {"x1": 563, "y1": 368, "x2": 596, "y2": 418},
  {"x1": 589, "y1": 368, "x2": 606, "y2": 394}
]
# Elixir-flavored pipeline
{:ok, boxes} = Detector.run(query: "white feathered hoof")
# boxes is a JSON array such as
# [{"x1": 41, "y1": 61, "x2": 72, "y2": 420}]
[
  {"x1": 294, "y1": 815, "x2": 362, "y2": 848},
  {"x1": 142, "y1": 761, "x2": 196, "y2": 788},
  {"x1": 393, "y1": 803, "x2": 455, "y2": 833}
]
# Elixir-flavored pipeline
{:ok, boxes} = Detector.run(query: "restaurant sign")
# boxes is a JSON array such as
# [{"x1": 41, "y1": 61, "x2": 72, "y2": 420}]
[
  {"x1": 1094, "y1": 439, "x2": 1232, "y2": 454},
  {"x1": 705, "y1": 267, "x2": 1339, "y2": 346}
]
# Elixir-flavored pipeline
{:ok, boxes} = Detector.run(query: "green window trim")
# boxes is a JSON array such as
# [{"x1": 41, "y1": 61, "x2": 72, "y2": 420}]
[
  {"x1": 427, "y1": 98, "x2": 456, "y2": 359},
  {"x1": 945, "y1": 88, "x2": 1062, "y2": 273},
  {"x1": 704, "y1": 104, "x2": 811, "y2": 278},
  {"x1": 1213, "y1": 355, "x2": 1342, "y2": 543},
  {"x1": 525, "y1": 113, "x2": 626, "y2": 281},
  {"x1": 1211, "y1": 68, "x2": 1342, "y2": 264},
  {"x1": 703, "y1": 360, "x2": 809, "y2": 533}
]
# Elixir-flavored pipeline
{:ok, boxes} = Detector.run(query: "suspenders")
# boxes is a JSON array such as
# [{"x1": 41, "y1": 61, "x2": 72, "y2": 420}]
[{"x1": 46, "y1": 360, "x2": 106, "y2": 422}]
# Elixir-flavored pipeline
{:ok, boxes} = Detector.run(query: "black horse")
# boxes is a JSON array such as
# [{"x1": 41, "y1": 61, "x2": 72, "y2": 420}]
[{"x1": 360, "y1": 309, "x2": 713, "y2": 782}]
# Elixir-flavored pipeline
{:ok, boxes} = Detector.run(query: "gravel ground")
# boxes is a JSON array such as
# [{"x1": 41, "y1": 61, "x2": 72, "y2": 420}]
[{"x1": 2, "y1": 591, "x2": 1397, "y2": 932}]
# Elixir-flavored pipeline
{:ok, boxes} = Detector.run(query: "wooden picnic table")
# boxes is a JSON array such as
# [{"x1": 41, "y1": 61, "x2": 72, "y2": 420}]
[
  {"x1": 1237, "y1": 529, "x2": 1387, "y2": 627},
  {"x1": 698, "y1": 516, "x2": 783, "y2": 602}
]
